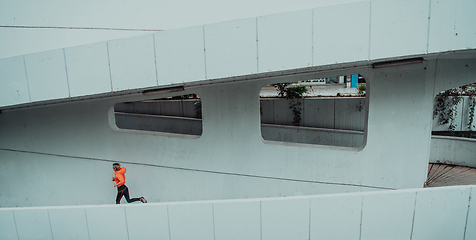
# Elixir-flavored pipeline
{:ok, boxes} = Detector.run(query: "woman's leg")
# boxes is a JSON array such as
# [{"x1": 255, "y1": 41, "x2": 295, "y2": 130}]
[
  {"x1": 116, "y1": 187, "x2": 125, "y2": 204},
  {"x1": 122, "y1": 186, "x2": 141, "y2": 203}
]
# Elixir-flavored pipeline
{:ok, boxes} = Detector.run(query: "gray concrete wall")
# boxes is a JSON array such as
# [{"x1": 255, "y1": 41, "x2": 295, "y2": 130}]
[
  {"x1": 115, "y1": 99, "x2": 201, "y2": 119},
  {"x1": 430, "y1": 136, "x2": 476, "y2": 168},
  {"x1": 116, "y1": 97, "x2": 367, "y2": 131},
  {"x1": 115, "y1": 113, "x2": 203, "y2": 136},
  {"x1": 261, "y1": 124, "x2": 363, "y2": 147},
  {"x1": 114, "y1": 113, "x2": 363, "y2": 147},
  {"x1": 262, "y1": 97, "x2": 367, "y2": 130},
  {"x1": 119, "y1": 95, "x2": 474, "y2": 134},
  {"x1": 1, "y1": 57, "x2": 475, "y2": 208}
]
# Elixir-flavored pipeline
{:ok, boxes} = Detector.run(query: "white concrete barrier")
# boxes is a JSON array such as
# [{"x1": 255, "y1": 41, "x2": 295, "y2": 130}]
[
  {"x1": 2, "y1": 0, "x2": 476, "y2": 109},
  {"x1": 1, "y1": 185, "x2": 474, "y2": 240}
]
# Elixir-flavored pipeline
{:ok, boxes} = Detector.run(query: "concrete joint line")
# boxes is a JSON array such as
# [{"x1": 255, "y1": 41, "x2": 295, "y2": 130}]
[
  {"x1": 409, "y1": 191, "x2": 418, "y2": 240},
  {"x1": 0, "y1": 147, "x2": 397, "y2": 190},
  {"x1": 463, "y1": 187, "x2": 472, "y2": 240}
]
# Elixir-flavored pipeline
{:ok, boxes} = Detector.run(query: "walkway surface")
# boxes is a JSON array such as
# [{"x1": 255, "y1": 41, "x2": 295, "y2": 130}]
[{"x1": 425, "y1": 163, "x2": 476, "y2": 187}]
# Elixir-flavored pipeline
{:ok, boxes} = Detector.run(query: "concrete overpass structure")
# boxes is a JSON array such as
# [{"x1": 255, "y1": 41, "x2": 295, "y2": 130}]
[{"x1": 1, "y1": 0, "x2": 476, "y2": 239}]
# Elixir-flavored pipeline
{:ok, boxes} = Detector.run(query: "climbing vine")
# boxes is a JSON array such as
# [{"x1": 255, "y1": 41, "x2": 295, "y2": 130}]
[
  {"x1": 272, "y1": 83, "x2": 308, "y2": 126},
  {"x1": 433, "y1": 83, "x2": 476, "y2": 134}
]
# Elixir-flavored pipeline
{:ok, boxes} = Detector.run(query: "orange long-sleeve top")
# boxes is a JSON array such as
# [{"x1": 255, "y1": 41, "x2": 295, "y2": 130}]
[{"x1": 113, "y1": 167, "x2": 126, "y2": 187}]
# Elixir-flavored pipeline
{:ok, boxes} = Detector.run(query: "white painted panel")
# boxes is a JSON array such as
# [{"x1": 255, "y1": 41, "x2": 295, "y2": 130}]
[
  {"x1": 0, "y1": 210, "x2": 18, "y2": 240},
  {"x1": 465, "y1": 187, "x2": 476, "y2": 240},
  {"x1": 48, "y1": 208, "x2": 89, "y2": 240},
  {"x1": 314, "y1": 2, "x2": 370, "y2": 66},
  {"x1": 108, "y1": 34, "x2": 157, "y2": 91},
  {"x1": 428, "y1": 0, "x2": 476, "y2": 53},
  {"x1": 155, "y1": 26, "x2": 206, "y2": 84},
  {"x1": 168, "y1": 203, "x2": 214, "y2": 240},
  {"x1": 125, "y1": 205, "x2": 170, "y2": 240},
  {"x1": 85, "y1": 206, "x2": 128, "y2": 240},
  {"x1": 258, "y1": 10, "x2": 312, "y2": 72},
  {"x1": 0, "y1": 56, "x2": 29, "y2": 107},
  {"x1": 310, "y1": 194, "x2": 361, "y2": 240},
  {"x1": 204, "y1": 18, "x2": 257, "y2": 79},
  {"x1": 412, "y1": 187, "x2": 470, "y2": 240},
  {"x1": 24, "y1": 49, "x2": 69, "y2": 102},
  {"x1": 64, "y1": 42, "x2": 112, "y2": 97},
  {"x1": 14, "y1": 208, "x2": 53, "y2": 240},
  {"x1": 369, "y1": 0, "x2": 430, "y2": 60},
  {"x1": 213, "y1": 201, "x2": 261, "y2": 240},
  {"x1": 261, "y1": 199, "x2": 310, "y2": 240},
  {"x1": 361, "y1": 191, "x2": 416, "y2": 240}
]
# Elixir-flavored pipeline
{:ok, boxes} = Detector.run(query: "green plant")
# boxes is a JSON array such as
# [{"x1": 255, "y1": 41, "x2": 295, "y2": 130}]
[
  {"x1": 273, "y1": 83, "x2": 308, "y2": 126},
  {"x1": 272, "y1": 83, "x2": 290, "y2": 98},
  {"x1": 468, "y1": 95, "x2": 475, "y2": 134},
  {"x1": 285, "y1": 86, "x2": 308, "y2": 99},
  {"x1": 433, "y1": 83, "x2": 476, "y2": 134},
  {"x1": 289, "y1": 99, "x2": 302, "y2": 126},
  {"x1": 357, "y1": 84, "x2": 366, "y2": 95}
]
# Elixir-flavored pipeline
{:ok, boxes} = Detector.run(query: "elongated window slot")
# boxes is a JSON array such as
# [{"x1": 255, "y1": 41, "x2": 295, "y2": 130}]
[
  {"x1": 114, "y1": 93, "x2": 202, "y2": 136},
  {"x1": 372, "y1": 57, "x2": 423, "y2": 69},
  {"x1": 142, "y1": 86, "x2": 185, "y2": 95},
  {"x1": 260, "y1": 75, "x2": 367, "y2": 148}
]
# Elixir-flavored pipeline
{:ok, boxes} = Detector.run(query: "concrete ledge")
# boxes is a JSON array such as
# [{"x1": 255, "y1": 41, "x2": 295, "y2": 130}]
[{"x1": 1, "y1": 185, "x2": 474, "y2": 240}]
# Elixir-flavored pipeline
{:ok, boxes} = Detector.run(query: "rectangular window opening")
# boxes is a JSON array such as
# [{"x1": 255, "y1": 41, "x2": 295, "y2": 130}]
[
  {"x1": 114, "y1": 93, "x2": 202, "y2": 136},
  {"x1": 260, "y1": 74, "x2": 367, "y2": 148}
]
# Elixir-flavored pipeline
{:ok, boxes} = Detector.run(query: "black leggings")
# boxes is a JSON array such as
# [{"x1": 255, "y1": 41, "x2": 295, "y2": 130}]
[{"x1": 116, "y1": 185, "x2": 141, "y2": 204}]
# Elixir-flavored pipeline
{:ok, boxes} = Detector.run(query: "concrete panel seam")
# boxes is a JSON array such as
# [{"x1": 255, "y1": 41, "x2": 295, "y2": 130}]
[
  {"x1": 47, "y1": 209, "x2": 55, "y2": 240},
  {"x1": 203, "y1": 25, "x2": 208, "y2": 80},
  {"x1": 106, "y1": 41, "x2": 114, "y2": 91},
  {"x1": 256, "y1": 17, "x2": 259, "y2": 73},
  {"x1": 463, "y1": 187, "x2": 472, "y2": 240},
  {"x1": 432, "y1": 55, "x2": 440, "y2": 98},
  {"x1": 84, "y1": 209, "x2": 91, "y2": 240},
  {"x1": 333, "y1": 98, "x2": 336, "y2": 129},
  {"x1": 311, "y1": 9, "x2": 314, "y2": 66},
  {"x1": 367, "y1": 1, "x2": 372, "y2": 61},
  {"x1": 124, "y1": 207, "x2": 130, "y2": 240},
  {"x1": 153, "y1": 34, "x2": 159, "y2": 86},
  {"x1": 12, "y1": 210, "x2": 19, "y2": 240},
  {"x1": 62, "y1": 48, "x2": 71, "y2": 98},
  {"x1": 167, "y1": 205, "x2": 172, "y2": 240},
  {"x1": 359, "y1": 194, "x2": 363, "y2": 240},
  {"x1": 22, "y1": 55, "x2": 32, "y2": 102},
  {"x1": 409, "y1": 191, "x2": 418, "y2": 240},
  {"x1": 260, "y1": 201, "x2": 263, "y2": 240},
  {"x1": 308, "y1": 198, "x2": 311, "y2": 240},
  {"x1": 460, "y1": 97, "x2": 466, "y2": 131},
  {"x1": 212, "y1": 204, "x2": 216, "y2": 240},
  {"x1": 426, "y1": 0, "x2": 432, "y2": 54}
]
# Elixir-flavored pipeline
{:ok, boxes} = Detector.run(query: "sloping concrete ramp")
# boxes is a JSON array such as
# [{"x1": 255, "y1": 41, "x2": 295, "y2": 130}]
[
  {"x1": 1, "y1": 185, "x2": 474, "y2": 240},
  {"x1": 1, "y1": 0, "x2": 475, "y2": 109}
]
